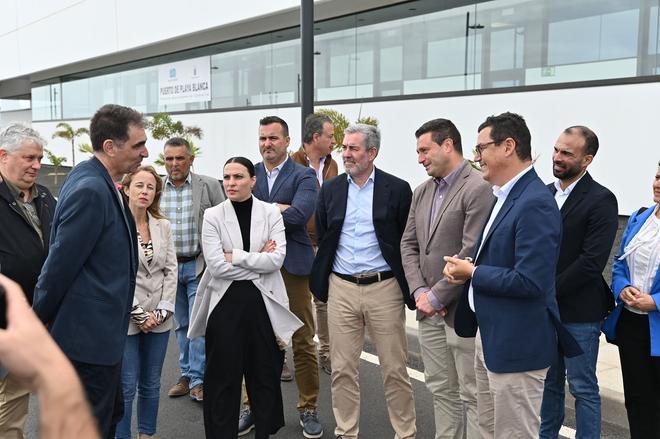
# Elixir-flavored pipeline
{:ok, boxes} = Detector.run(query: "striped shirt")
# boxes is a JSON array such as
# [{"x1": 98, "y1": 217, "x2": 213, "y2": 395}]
[{"x1": 161, "y1": 173, "x2": 198, "y2": 257}]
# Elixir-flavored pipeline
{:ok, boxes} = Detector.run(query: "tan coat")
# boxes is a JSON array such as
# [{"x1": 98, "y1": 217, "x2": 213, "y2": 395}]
[
  {"x1": 401, "y1": 161, "x2": 494, "y2": 327},
  {"x1": 188, "y1": 197, "x2": 302, "y2": 344},
  {"x1": 129, "y1": 214, "x2": 178, "y2": 335}
]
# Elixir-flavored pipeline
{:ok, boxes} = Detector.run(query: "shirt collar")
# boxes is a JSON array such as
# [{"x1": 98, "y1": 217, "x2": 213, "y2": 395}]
[
  {"x1": 166, "y1": 172, "x2": 192, "y2": 188},
  {"x1": 0, "y1": 170, "x2": 38, "y2": 202},
  {"x1": 347, "y1": 165, "x2": 376, "y2": 186},
  {"x1": 433, "y1": 161, "x2": 465, "y2": 188},
  {"x1": 267, "y1": 156, "x2": 288, "y2": 175},
  {"x1": 493, "y1": 164, "x2": 534, "y2": 199},
  {"x1": 553, "y1": 171, "x2": 586, "y2": 196}
]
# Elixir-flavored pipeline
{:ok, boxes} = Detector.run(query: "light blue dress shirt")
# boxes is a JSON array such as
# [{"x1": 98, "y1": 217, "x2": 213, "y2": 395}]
[{"x1": 332, "y1": 166, "x2": 391, "y2": 275}]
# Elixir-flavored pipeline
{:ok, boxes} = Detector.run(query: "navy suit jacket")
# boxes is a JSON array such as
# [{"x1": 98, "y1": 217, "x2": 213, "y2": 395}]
[
  {"x1": 253, "y1": 158, "x2": 317, "y2": 276},
  {"x1": 454, "y1": 168, "x2": 581, "y2": 373},
  {"x1": 33, "y1": 157, "x2": 138, "y2": 366},
  {"x1": 310, "y1": 168, "x2": 415, "y2": 310},
  {"x1": 547, "y1": 172, "x2": 618, "y2": 323}
]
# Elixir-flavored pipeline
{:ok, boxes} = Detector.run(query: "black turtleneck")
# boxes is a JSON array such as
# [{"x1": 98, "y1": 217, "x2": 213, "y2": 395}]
[{"x1": 231, "y1": 196, "x2": 253, "y2": 251}]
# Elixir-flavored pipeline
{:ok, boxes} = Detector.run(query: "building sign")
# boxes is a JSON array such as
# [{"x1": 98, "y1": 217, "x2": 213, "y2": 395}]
[{"x1": 158, "y1": 56, "x2": 211, "y2": 105}]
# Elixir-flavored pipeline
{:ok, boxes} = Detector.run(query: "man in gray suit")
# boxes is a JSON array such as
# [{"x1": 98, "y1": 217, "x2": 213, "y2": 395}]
[
  {"x1": 161, "y1": 137, "x2": 225, "y2": 402},
  {"x1": 401, "y1": 118, "x2": 492, "y2": 439}
]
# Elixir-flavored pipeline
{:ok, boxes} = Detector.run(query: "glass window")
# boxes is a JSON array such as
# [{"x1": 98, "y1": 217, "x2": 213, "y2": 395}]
[
  {"x1": 30, "y1": 0, "x2": 660, "y2": 119},
  {"x1": 31, "y1": 84, "x2": 61, "y2": 121}
]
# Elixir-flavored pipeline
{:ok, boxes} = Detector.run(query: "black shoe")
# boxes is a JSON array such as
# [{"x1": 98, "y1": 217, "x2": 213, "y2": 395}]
[
  {"x1": 238, "y1": 407, "x2": 255, "y2": 436},
  {"x1": 319, "y1": 357, "x2": 332, "y2": 375},
  {"x1": 299, "y1": 408, "x2": 323, "y2": 438}
]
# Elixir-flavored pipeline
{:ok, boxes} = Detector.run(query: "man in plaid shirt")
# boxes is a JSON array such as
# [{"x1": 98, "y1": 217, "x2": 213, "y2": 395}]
[{"x1": 160, "y1": 137, "x2": 224, "y2": 403}]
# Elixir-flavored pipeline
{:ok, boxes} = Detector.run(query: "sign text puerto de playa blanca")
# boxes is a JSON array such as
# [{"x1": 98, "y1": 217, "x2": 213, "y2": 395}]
[{"x1": 158, "y1": 56, "x2": 211, "y2": 106}]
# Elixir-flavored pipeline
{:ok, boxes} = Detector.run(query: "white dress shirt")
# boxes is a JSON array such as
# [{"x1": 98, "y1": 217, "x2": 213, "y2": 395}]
[
  {"x1": 553, "y1": 172, "x2": 586, "y2": 210},
  {"x1": 308, "y1": 156, "x2": 326, "y2": 187},
  {"x1": 619, "y1": 204, "x2": 660, "y2": 315},
  {"x1": 469, "y1": 165, "x2": 534, "y2": 311},
  {"x1": 266, "y1": 156, "x2": 288, "y2": 194}
]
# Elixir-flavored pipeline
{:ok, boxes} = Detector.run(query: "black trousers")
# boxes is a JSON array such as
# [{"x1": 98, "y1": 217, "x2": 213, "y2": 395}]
[
  {"x1": 71, "y1": 359, "x2": 124, "y2": 439},
  {"x1": 616, "y1": 308, "x2": 660, "y2": 438},
  {"x1": 204, "y1": 281, "x2": 285, "y2": 439}
]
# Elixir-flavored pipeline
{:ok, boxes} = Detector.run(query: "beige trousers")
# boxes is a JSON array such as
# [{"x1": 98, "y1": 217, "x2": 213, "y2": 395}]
[
  {"x1": 0, "y1": 374, "x2": 29, "y2": 439},
  {"x1": 419, "y1": 315, "x2": 478, "y2": 439},
  {"x1": 328, "y1": 274, "x2": 416, "y2": 439},
  {"x1": 474, "y1": 331, "x2": 548, "y2": 439},
  {"x1": 313, "y1": 297, "x2": 330, "y2": 362}
]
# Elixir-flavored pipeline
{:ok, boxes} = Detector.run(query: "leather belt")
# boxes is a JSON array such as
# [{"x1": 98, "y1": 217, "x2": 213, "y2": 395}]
[
  {"x1": 177, "y1": 255, "x2": 198, "y2": 263},
  {"x1": 333, "y1": 271, "x2": 394, "y2": 286}
]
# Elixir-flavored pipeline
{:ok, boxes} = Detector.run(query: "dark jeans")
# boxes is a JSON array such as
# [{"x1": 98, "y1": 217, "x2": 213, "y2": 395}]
[
  {"x1": 540, "y1": 321, "x2": 602, "y2": 439},
  {"x1": 71, "y1": 359, "x2": 123, "y2": 439},
  {"x1": 616, "y1": 308, "x2": 660, "y2": 438}
]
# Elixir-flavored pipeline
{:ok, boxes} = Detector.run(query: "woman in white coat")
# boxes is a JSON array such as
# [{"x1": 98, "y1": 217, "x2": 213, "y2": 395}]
[
  {"x1": 189, "y1": 156, "x2": 301, "y2": 439},
  {"x1": 116, "y1": 166, "x2": 177, "y2": 439}
]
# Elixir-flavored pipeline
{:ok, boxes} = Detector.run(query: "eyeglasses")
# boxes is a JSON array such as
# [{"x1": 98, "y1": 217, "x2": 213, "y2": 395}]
[{"x1": 474, "y1": 141, "x2": 499, "y2": 155}]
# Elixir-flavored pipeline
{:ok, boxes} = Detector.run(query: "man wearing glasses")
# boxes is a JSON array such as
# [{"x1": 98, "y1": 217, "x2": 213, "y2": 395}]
[{"x1": 444, "y1": 112, "x2": 581, "y2": 438}]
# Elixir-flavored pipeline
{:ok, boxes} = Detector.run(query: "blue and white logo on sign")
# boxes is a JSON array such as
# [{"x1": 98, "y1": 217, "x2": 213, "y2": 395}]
[{"x1": 169, "y1": 68, "x2": 176, "y2": 79}]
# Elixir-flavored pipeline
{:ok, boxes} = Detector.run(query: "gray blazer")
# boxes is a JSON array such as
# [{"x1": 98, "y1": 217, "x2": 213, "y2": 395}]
[
  {"x1": 188, "y1": 197, "x2": 302, "y2": 345},
  {"x1": 401, "y1": 161, "x2": 493, "y2": 327},
  {"x1": 129, "y1": 214, "x2": 178, "y2": 335},
  {"x1": 163, "y1": 172, "x2": 225, "y2": 277}
]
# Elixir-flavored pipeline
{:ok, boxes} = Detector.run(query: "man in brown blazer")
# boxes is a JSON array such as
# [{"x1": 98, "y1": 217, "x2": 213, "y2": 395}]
[
  {"x1": 291, "y1": 113, "x2": 338, "y2": 375},
  {"x1": 401, "y1": 118, "x2": 493, "y2": 439}
]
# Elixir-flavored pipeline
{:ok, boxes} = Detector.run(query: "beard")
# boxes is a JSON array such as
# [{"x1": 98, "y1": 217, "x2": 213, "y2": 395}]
[{"x1": 553, "y1": 162, "x2": 582, "y2": 180}]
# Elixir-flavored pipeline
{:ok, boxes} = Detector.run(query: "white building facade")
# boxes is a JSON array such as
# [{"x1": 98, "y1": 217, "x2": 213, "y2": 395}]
[{"x1": 1, "y1": 0, "x2": 658, "y2": 214}]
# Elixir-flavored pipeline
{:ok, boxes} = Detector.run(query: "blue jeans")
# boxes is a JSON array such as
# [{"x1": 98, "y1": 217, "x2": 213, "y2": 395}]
[
  {"x1": 116, "y1": 331, "x2": 170, "y2": 439},
  {"x1": 540, "y1": 321, "x2": 601, "y2": 439},
  {"x1": 175, "y1": 260, "x2": 205, "y2": 387}
]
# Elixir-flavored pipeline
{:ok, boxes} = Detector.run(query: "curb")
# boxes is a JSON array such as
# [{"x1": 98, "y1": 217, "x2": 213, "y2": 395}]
[{"x1": 362, "y1": 326, "x2": 629, "y2": 431}]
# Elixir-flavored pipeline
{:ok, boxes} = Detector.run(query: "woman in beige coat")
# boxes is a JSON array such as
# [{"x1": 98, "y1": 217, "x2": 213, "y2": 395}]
[
  {"x1": 189, "y1": 157, "x2": 301, "y2": 439},
  {"x1": 116, "y1": 166, "x2": 177, "y2": 439}
]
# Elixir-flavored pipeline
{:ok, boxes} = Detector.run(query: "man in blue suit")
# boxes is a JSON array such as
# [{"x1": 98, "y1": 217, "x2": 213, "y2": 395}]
[
  {"x1": 33, "y1": 104, "x2": 148, "y2": 438},
  {"x1": 252, "y1": 116, "x2": 323, "y2": 438},
  {"x1": 444, "y1": 112, "x2": 580, "y2": 438}
]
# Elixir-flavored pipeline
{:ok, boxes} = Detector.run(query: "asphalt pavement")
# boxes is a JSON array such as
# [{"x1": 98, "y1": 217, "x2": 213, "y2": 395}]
[{"x1": 24, "y1": 331, "x2": 630, "y2": 438}]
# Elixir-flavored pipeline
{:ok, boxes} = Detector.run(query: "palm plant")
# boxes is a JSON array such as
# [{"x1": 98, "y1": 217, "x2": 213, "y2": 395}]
[
  {"x1": 147, "y1": 113, "x2": 203, "y2": 167},
  {"x1": 51, "y1": 122, "x2": 89, "y2": 166},
  {"x1": 44, "y1": 149, "x2": 67, "y2": 185},
  {"x1": 316, "y1": 108, "x2": 378, "y2": 152}
]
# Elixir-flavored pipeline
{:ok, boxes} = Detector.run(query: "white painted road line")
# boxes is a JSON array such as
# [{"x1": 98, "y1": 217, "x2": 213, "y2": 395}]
[{"x1": 360, "y1": 350, "x2": 579, "y2": 439}]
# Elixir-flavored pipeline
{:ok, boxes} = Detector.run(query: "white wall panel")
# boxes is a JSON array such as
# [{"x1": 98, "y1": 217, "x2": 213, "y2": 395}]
[
  {"x1": 115, "y1": 0, "x2": 299, "y2": 50},
  {"x1": 17, "y1": 0, "x2": 118, "y2": 75},
  {"x1": 33, "y1": 82, "x2": 658, "y2": 215},
  {"x1": 4, "y1": 0, "x2": 19, "y2": 29},
  {"x1": 0, "y1": 33, "x2": 21, "y2": 80},
  {"x1": 16, "y1": 0, "x2": 83, "y2": 27}
]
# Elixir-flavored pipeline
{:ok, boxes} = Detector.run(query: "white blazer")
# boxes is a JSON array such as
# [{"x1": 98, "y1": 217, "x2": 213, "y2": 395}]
[
  {"x1": 188, "y1": 197, "x2": 302, "y2": 345},
  {"x1": 129, "y1": 214, "x2": 177, "y2": 335}
]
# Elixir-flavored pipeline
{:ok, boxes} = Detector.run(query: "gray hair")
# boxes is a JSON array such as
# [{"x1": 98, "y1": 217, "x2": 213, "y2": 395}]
[
  {"x1": 344, "y1": 124, "x2": 380, "y2": 152},
  {"x1": 0, "y1": 124, "x2": 47, "y2": 153}
]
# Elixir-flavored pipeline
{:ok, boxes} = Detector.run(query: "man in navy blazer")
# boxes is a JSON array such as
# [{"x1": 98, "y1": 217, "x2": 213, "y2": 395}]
[
  {"x1": 444, "y1": 112, "x2": 581, "y2": 438},
  {"x1": 252, "y1": 116, "x2": 323, "y2": 438},
  {"x1": 33, "y1": 104, "x2": 148, "y2": 438},
  {"x1": 310, "y1": 124, "x2": 416, "y2": 439},
  {"x1": 539, "y1": 126, "x2": 618, "y2": 438}
]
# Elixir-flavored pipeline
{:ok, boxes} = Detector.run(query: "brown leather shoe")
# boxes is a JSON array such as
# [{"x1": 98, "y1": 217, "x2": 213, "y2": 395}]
[
  {"x1": 281, "y1": 358, "x2": 293, "y2": 382},
  {"x1": 168, "y1": 376, "x2": 190, "y2": 397},
  {"x1": 190, "y1": 383, "x2": 204, "y2": 402}
]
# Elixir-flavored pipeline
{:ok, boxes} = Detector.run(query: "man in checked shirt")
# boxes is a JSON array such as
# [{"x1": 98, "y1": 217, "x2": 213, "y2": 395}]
[{"x1": 160, "y1": 137, "x2": 225, "y2": 403}]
